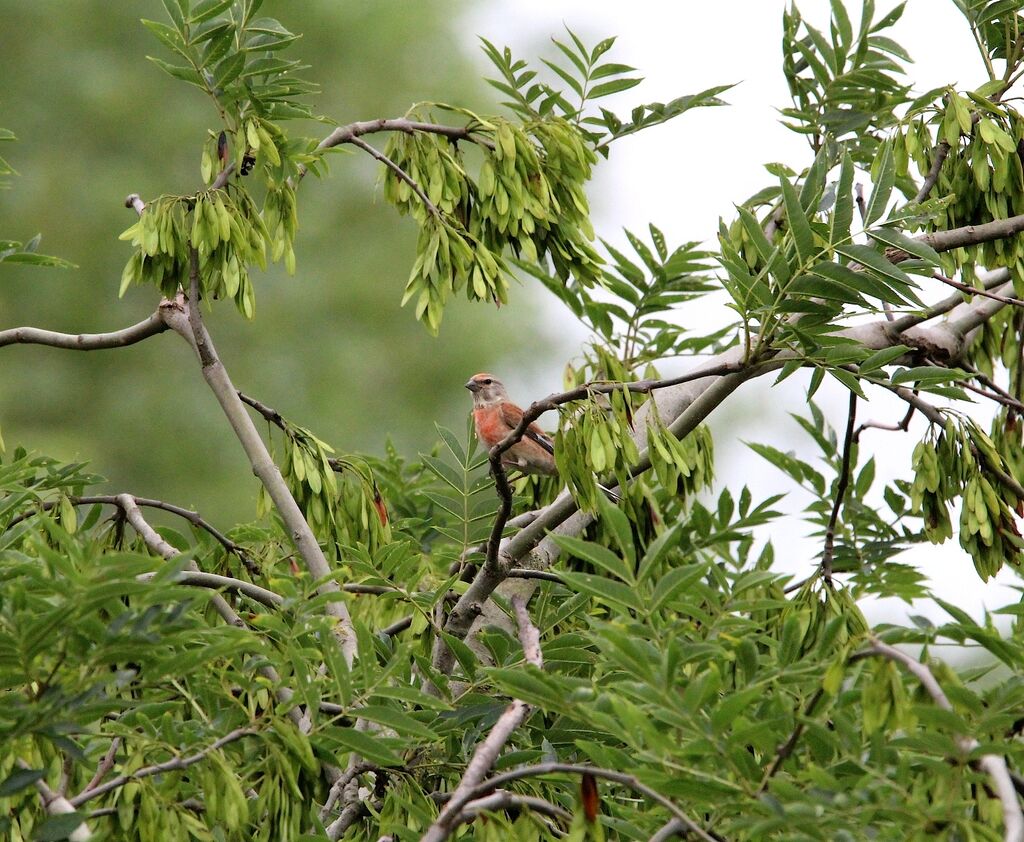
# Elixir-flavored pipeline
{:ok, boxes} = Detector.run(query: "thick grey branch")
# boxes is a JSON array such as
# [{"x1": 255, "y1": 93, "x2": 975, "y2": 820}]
[
  {"x1": 18, "y1": 760, "x2": 93, "y2": 841},
  {"x1": 160, "y1": 289, "x2": 356, "y2": 665},
  {"x1": 0, "y1": 312, "x2": 167, "y2": 351}
]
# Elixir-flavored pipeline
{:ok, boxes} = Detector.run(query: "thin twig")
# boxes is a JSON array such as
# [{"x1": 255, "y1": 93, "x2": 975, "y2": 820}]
[
  {"x1": 864, "y1": 637, "x2": 1024, "y2": 842},
  {"x1": 456, "y1": 789, "x2": 572, "y2": 827},
  {"x1": 821, "y1": 392, "x2": 857, "y2": 586},
  {"x1": 650, "y1": 819, "x2": 688, "y2": 842},
  {"x1": 483, "y1": 457, "x2": 514, "y2": 575},
  {"x1": 137, "y1": 569, "x2": 282, "y2": 608},
  {"x1": 933, "y1": 273, "x2": 1024, "y2": 309},
  {"x1": 854, "y1": 401, "x2": 915, "y2": 442},
  {"x1": 912, "y1": 141, "x2": 952, "y2": 204},
  {"x1": 348, "y1": 136, "x2": 441, "y2": 218},
  {"x1": 758, "y1": 688, "x2": 825, "y2": 792},
  {"x1": 238, "y1": 390, "x2": 286, "y2": 429},
  {"x1": 80, "y1": 737, "x2": 121, "y2": 798},
  {"x1": 69, "y1": 727, "x2": 257, "y2": 807}
]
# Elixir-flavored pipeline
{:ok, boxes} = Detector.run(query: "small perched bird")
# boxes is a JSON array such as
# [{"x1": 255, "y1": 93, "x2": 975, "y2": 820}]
[{"x1": 465, "y1": 373, "x2": 557, "y2": 475}]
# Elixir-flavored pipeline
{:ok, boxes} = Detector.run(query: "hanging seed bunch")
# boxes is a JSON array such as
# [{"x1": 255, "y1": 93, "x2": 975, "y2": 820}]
[{"x1": 899, "y1": 93, "x2": 1024, "y2": 285}]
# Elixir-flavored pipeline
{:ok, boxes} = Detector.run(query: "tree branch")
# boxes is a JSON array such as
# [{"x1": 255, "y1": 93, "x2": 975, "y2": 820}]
[
  {"x1": 0, "y1": 312, "x2": 167, "y2": 351},
  {"x1": 455, "y1": 789, "x2": 572, "y2": 828},
  {"x1": 451, "y1": 763, "x2": 720, "y2": 842},
  {"x1": 8, "y1": 494, "x2": 256, "y2": 572},
  {"x1": 436, "y1": 267, "x2": 1016, "y2": 673},
  {"x1": 865, "y1": 637, "x2": 1024, "y2": 842},
  {"x1": 160, "y1": 277, "x2": 356, "y2": 665},
  {"x1": 17, "y1": 760, "x2": 92, "y2": 841},
  {"x1": 68, "y1": 727, "x2": 257, "y2": 808},
  {"x1": 421, "y1": 596, "x2": 543, "y2": 842},
  {"x1": 758, "y1": 688, "x2": 825, "y2": 792},
  {"x1": 348, "y1": 136, "x2": 441, "y2": 218},
  {"x1": 912, "y1": 141, "x2": 952, "y2": 204},
  {"x1": 79, "y1": 738, "x2": 121, "y2": 800},
  {"x1": 137, "y1": 569, "x2": 282, "y2": 608},
  {"x1": 933, "y1": 273, "x2": 1024, "y2": 310},
  {"x1": 821, "y1": 392, "x2": 857, "y2": 585},
  {"x1": 315, "y1": 117, "x2": 491, "y2": 154}
]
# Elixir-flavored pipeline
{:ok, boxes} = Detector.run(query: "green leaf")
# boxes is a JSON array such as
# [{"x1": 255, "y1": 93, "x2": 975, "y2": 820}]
[
  {"x1": 352, "y1": 705, "x2": 439, "y2": 740},
  {"x1": 830, "y1": 152, "x2": 855, "y2": 246},
  {"x1": 868, "y1": 227, "x2": 941, "y2": 265},
  {"x1": 147, "y1": 56, "x2": 203, "y2": 87},
  {"x1": 551, "y1": 535, "x2": 633, "y2": 583},
  {"x1": 649, "y1": 564, "x2": 707, "y2": 614},
  {"x1": 890, "y1": 366, "x2": 965, "y2": 386},
  {"x1": 0, "y1": 768, "x2": 43, "y2": 796},
  {"x1": 781, "y1": 178, "x2": 816, "y2": 265},
  {"x1": 829, "y1": 367, "x2": 867, "y2": 398},
  {"x1": 812, "y1": 260, "x2": 914, "y2": 306},
  {"x1": 488, "y1": 666, "x2": 571, "y2": 711},
  {"x1": 860, "y1": 345, "x2": 911, "y2": 373},
  {"x1": 328, "y1": 727, "x2": 403, "y2": 766},
  {"x1": 191, "y1": 0, "x2": 233, "y2": 24},
  {"x1": 214, "y1": 51, "x2": 247, "y2": 88},
  {"x1": 835, "y1": 243, "x2": 915, "y2": 288},
  {"x1": 865, "y1": 142, "x2": 895, "y2": 225},
  {"x1": 636, "y1": 523, "x2": 683, "y2": 583},
  {"x1": 34, "y1": 812, "x2": 89, "y2": 841},
  {"x1": 558, "y1": 571, "x2": 644, "y2": 611},
  {"x1": 589, "y1": 77, "x2": 644, "y2": 99}
]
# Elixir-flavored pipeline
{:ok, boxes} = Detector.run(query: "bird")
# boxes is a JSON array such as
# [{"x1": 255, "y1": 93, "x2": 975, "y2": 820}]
[{"x1": 465, "y1": 373, "x2": 558, "y2": 475}]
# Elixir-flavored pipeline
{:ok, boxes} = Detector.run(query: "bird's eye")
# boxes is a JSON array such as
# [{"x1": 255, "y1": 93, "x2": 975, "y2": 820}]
[{"x1": 483, "y1": 379, "x2": 492, "y2": 385}]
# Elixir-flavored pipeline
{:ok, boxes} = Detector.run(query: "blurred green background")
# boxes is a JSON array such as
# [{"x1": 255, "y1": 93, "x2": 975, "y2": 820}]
[{"x1": 0, "y1": 1, "x2": 558, "y2": 524}]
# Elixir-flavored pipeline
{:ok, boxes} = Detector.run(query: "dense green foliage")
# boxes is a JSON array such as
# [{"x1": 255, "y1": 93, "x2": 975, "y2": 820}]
[{"x1": 4, "y1": 1, "x2": 1024, "y2": 841}]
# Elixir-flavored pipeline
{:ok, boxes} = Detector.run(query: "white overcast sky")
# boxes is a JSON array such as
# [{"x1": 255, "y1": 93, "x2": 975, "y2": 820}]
[{"x1": 463, "y1": 1, "x2": 1022, "y2": 628}]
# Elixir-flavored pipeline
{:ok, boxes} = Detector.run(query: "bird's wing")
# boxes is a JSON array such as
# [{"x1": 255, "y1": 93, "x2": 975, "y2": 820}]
[{"x1": 500, "y1": 402, "x2": 555, "y2": 455}]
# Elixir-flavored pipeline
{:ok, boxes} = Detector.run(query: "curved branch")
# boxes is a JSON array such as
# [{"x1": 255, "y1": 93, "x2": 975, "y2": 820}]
[
  {"x1": 0, "y1": 312, "x2": 167, "y2": 351},
  {"x1": 69, "y1": 727, "x2": 257, "y2": 808},
  {"x1": 453, "y1": 763, "x2": 720, "y2": 842},
  {"x1": 16, "y1": 760, "x2": 92, "y2": 841},
  {"x1": 8, "y1": 494, "x2": 255, "y2": 571},
  {"x1": 455, "y1": 789, "x2": 572, "y2": 828},
  {"x1": 912, "y1": 140, "x2": 951, "y2": 204},
  {"x1": 315, "y1": 117, "x2": 490, "y2": 153},
  {"x1": 137, "y1": 569, "x2": 282, "y2": 608},
  {"x1": 821, "y1": 393, "x2": 857, "y2": 585},
  {"x1": 348, "y1": 136, "x2": 441, "y2": 218}
]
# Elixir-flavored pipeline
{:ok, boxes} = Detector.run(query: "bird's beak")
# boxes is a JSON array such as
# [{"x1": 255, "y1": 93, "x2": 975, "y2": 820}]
[{"x1": 465, "y1": 379, "x2": 481, "y2": 393}]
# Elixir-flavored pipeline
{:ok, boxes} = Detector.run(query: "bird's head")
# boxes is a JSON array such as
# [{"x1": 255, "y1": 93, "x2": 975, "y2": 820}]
[{"x1": 465, "y1": 373, "x2": 509, "y2": 406}]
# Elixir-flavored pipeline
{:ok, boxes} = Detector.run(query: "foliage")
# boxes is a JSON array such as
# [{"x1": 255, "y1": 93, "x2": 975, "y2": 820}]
[{"x1": 4, "y1": 1, "x2": 1024, "y2": 841}]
